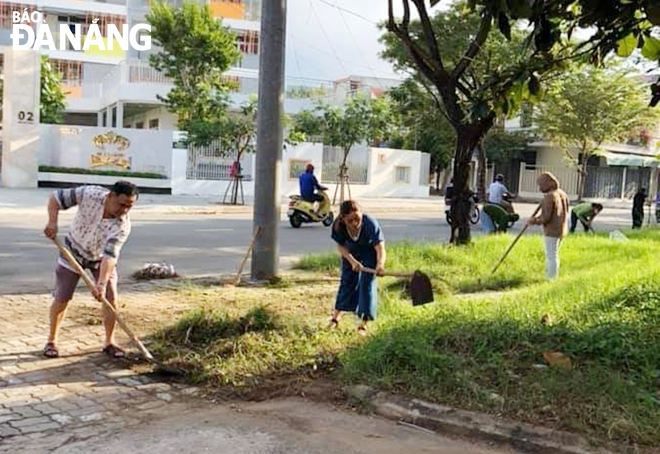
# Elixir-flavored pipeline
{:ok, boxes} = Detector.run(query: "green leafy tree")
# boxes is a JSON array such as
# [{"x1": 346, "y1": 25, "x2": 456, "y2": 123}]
[
  {"x1": 385, "y1": 0, "x2": 571, "y2": 243},
  {"x1": 389, "y1": 79, "x2": 454, "y2": 192},
  {"x1": 291, "y1": 94, "x2": 395, "y2": 203},
  {"x1": 542, "y1": 1, "x2": 660, "y2": 103},
  {"x1": 40, "y1": 56, "x2": 67, "y2": 124},
  {"x1": 535, "y1": 67, "x2": 659, "y2": 201},
  {"x1": 147, "y1": 1, "x2": 240, "y2": 144}
]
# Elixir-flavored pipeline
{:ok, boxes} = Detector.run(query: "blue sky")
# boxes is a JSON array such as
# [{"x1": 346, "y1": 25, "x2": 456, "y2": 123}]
[{"x1": 285, "y1": 0, "x2": 403, "y2": 86}]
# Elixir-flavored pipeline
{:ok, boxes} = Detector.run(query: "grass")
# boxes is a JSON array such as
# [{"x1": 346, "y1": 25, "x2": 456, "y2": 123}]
[
  {"x1": 39, "y1": 165, "x2": 167, "y2": 179},
  {"x1": 153, "y1": 229, "x2": 660, "y2": 450}
]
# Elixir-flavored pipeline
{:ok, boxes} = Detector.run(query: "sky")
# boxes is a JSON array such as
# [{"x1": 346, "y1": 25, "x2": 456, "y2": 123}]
[{"x1": 284, "y1": 0, "x2": 404, "y2": 87}]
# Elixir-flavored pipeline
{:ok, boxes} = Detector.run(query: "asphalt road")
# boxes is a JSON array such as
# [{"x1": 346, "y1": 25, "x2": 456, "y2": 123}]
[{"x1": 0, "y1": 197, "x2": 643, "y2": 295}]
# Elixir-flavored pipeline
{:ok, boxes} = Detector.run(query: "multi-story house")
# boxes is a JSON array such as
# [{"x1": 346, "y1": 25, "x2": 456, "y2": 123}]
[{"x1": 0, "y1": 0, "x2": 261, "y2": 130}]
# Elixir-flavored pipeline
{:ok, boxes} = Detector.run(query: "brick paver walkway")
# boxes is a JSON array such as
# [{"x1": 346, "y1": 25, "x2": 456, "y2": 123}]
[{"x1": 0, "y1": 291, "x2": 201, "y2": 454}]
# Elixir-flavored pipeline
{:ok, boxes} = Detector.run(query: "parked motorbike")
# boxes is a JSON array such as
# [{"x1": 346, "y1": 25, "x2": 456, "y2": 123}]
[
  {"x1": 445, "y1": 194, "x2": 480, "y2": 225},
  {"x1": 287, "y1": 189, "x2": 334, "y2": 228}
]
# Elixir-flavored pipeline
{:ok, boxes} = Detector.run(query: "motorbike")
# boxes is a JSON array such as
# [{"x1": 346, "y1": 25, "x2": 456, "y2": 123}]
[
  {"x1": 287, "y1": 189, "x2": 334, "y2": 228},
  {"x1": 445, "y1": 194, "x2": 480, "y2": 226}
]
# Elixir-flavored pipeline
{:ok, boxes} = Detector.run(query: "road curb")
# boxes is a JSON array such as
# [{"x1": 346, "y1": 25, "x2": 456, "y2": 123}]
[{"x1": 347, "y1": 386, "x2": 615, "y2": 454}]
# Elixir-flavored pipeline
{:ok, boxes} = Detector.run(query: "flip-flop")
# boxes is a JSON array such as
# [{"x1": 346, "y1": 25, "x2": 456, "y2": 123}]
[
  {"x1": 102, "y1": 344, "x2": 125, "y2": 359},
  {"x1": 43, "y1": 342, "x2": 59, "y2": 358}
]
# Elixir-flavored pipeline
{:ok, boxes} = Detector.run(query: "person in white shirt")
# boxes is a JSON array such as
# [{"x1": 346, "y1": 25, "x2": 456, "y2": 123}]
[
  {"x1": 42, "y1": 181, "x2": 137, "y2": 359},
  {"x1": 487, "y1": 174, "x2": 513, "y2": 213}
]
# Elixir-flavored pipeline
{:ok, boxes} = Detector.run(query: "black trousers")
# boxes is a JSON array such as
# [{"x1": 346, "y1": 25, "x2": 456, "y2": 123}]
[
  {"x1": 632, "y1": 207, "x2": 644, "y2": 229},
  {"x1": 570, "y1": 212, "x2": 589, "y2": 233}
]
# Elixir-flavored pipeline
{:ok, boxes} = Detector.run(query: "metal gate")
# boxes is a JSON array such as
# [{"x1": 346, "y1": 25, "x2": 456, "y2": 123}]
[{"x1": 585, "y1": 166, "x2": 623, "y2": 199}]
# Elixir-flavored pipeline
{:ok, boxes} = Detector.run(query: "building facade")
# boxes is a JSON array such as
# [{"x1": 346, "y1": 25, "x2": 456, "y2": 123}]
[{"x1": 0, "y1": 0, "x2": 261, "y2": 130}]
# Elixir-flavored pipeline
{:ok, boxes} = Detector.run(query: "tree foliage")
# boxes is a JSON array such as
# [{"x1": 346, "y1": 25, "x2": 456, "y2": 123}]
[
  {"x1": 39, "y1": 56, "x2": 67, "y2": 124},
  {"x1": 386, "y1": 0, "x2": 573, "y2": 243},
  {"x1": 388, "y1": 79, "x2": 454, "y2": 171},
  {"x1": 535, "y1": 66, "x2": 659, "y2": 200},
  {"x1": 147, "y1": 1, "x2": 240, "y2": 144}
]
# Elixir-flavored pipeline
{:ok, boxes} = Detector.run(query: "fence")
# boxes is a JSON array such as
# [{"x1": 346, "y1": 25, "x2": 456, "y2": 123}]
[
  {"x1": 520, "y1": 163, "x2": 653, "y2": 200},
  {"x1": 519, "y1": 164, "x2": 579, "y2": 197},
  {"x1": 186, "y1": 139, "x2": 253, "y2": 181},
  {"x1": 321, "y1": 145, "x2": 369, "y2": 184}
]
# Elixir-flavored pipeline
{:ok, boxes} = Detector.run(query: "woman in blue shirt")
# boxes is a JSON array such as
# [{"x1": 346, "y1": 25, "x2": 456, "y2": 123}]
[{"x1": 329, "y1": 200, "x2": 386, "y2": 335}]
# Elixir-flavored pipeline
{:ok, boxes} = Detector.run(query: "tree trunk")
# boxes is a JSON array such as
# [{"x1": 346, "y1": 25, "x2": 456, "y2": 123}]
[
  {"x1": 577, "y1": 164, "x2": 587, "y2": 202},
  {"x1": 450, "y1": 133, "x2": 481, "y2": 245},
  {"x1": 435, "y1": 165, "x2": 441, "y2": 192},
  {"x1": 338, "y1": 148, "x2": 351, "y2": 204},
  {"x1": 476, "y1": 141, "x2": 487, "y2": 202}
]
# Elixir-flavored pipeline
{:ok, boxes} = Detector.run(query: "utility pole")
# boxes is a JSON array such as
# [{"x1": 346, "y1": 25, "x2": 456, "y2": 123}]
[{"x1": 251, "y1": 0, "x2": 286, "y2": 281}]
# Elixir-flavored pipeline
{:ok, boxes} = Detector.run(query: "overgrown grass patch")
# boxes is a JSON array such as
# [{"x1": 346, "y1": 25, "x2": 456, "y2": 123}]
[{"x1": 155, "y1": 229, "x2": 660, "y2": 449}]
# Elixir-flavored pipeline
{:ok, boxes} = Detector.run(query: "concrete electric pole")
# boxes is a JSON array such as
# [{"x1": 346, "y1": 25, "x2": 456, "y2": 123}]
[{"x1": 251, "y1": 0, "x2": 287, "y2": 281}]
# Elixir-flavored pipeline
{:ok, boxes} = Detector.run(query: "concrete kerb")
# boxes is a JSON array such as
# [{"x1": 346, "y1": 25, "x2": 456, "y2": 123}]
[{"x1": 347, "y1": 386, "x2": 615, "y2": 454}]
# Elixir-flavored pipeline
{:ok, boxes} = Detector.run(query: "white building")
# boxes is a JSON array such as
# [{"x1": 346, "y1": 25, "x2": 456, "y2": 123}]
[{"x1": 0, "y1": 0, "x2": 262, "y2": 129}]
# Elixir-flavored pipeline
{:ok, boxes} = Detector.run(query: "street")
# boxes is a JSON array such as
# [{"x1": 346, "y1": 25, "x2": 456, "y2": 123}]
[{"x1": 0, "y1": 188, "x2": 641, "y2": 294}]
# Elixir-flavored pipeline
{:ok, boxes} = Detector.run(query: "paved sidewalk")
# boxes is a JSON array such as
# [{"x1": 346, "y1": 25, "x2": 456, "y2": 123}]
[
  {"x1": 0, "y1": 286, "x2": 510, "y2": 454},
  {"x1": 0, "y1": 290, "x2": 202, "y2": 454}
]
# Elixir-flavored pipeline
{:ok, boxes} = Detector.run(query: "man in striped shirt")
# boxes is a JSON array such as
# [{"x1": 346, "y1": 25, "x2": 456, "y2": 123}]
[{"x1": 43, "y1": 181, "x2": 138, "y2": 359}]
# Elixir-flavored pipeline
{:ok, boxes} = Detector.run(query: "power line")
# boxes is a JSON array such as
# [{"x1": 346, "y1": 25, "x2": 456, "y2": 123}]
[
  {"x1": 314, "y1": 0, "x2": 378, "y2": 25},
  {"x1": 307, "y1": 0, "x2": 349, "y2": 74},
  {"x1": 336, "y1": 7, "x2": 385, "y2": 89},
  {"x1": 289, "y1": 31, "x2": 398, "y2": 78}
]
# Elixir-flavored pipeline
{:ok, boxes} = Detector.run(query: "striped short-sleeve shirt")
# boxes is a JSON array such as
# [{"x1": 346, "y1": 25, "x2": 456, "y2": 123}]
[{"x1": 55, "y1": 185, "x2": 131, "y2": 271}]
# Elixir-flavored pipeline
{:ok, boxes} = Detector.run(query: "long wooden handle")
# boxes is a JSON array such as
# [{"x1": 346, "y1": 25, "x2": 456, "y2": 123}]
[
  {"x1": 233, "y1": 226, "x2": 262, "y2": 285},
  {"x1": 490, "y1": 203, "x2": 542, "y2": 275},
  {"x1": 52, "y1": 238, "x2": 154, "y2": 360},
  {"x1": 361, "y1": 266, "x2": 412, "y2": 278}
]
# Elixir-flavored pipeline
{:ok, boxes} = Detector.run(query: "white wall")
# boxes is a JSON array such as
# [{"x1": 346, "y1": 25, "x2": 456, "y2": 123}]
[
  {"x1": 39, "y1": 124, "x2": 173, "y2": 177},
  {"x1": 281, "y1": 142, "x2": 324, "y2": 196},
  {"x1": 172, "y1": 143, "x2": 430, "y2": 199},
  {"x1": 124, "y1": 106, "x2": 178, "y2": 131}
]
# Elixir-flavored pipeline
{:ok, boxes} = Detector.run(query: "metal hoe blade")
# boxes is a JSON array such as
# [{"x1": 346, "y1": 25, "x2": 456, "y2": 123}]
[{"x1": 410, "y1": 270, "x2": 434, "y2": 306}]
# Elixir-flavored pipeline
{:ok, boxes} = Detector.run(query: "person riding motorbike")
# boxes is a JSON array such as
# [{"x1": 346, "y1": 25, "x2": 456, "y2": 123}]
[
  {"x1": 299, "y1": 164, "x2": 328, "y2": 214},
  {"x1": 487, "y1": 174, "x2": 515, "y2": 214}
]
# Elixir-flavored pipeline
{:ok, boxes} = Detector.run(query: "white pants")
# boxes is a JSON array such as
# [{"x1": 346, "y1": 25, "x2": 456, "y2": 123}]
[{"x1": 544, "y1": 236, "x2": 562, "y2": 279}]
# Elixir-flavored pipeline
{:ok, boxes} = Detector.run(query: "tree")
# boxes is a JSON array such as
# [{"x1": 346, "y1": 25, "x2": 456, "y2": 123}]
[
  {"x1": 147, "y1": 1, "x2": 240, "y2": 144},
  {"x1": 535, "y1": 67, "x2": 659, "y2": 201},
  {"x1": 385, "y1": 1, "x2": 571, "y2": 244},
  {"x1": 40, "y1": 56, "x2": 67, "y2": 124},
  {"x1": 291, "y1": 94, "x2": 394, "y2": 203},
  {"x1": 219, "y1": 100, "x2": 257, "y2": 205},
  {"x1": 388, "y1": 79, "x2": 454, "y2": 192}
]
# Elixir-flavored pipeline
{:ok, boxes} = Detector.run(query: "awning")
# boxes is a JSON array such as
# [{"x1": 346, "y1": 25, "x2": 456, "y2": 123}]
[{"x1": 602, "y1": 152, "x2": 660, "y2": 168}]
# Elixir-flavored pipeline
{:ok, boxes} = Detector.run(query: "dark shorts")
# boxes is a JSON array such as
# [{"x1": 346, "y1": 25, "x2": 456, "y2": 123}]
[{"x1": 53, "y1": 264, "x2": 117, "y2": 304}]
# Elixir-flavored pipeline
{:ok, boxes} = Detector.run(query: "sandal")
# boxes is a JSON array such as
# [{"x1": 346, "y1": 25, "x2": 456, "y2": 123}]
[
  {"x1": 327, "y1": 318, "x2": 339, "y2": 329},
  {"x1": 43, "y1": 342, "x2": 59, "y2": 358},
  {"x1": 102, "y1": 344, "x2": 125, "y2": 359},
  {"x1": 357, "y1": 325, "x2": 367, "y2": 336}
]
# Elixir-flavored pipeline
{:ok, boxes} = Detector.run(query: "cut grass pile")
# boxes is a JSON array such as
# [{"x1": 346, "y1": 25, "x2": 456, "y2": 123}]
[{"x1": 154, "y1": 229, "x2": 660, "y2": 449}]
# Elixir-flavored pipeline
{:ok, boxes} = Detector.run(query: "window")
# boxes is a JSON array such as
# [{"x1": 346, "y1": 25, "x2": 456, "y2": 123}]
[
  {"x1": 0, "y1": 3, "x2": 37, "y2": 29},
  {"x1": 395, "y1": 166, "x2": 411, "y2": 183},
  {"x1": 522, "y1": 151, "x2": 536, "y2": 166},
  {"x1": 135, "y1": 121, "x2": 144, "y2": 129},
  {"x1": 52, "y1": 60, "x2": 83, "y2": 85},
  {"x1": 236, "y1": 30, "x2": 259, "y2": 54},
  {"x1": 289, "y1": 159, "x2": 310, "y2": 179},
  {"x1": 149, "y1": 118, "x2": 159, "y2": 129}
]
